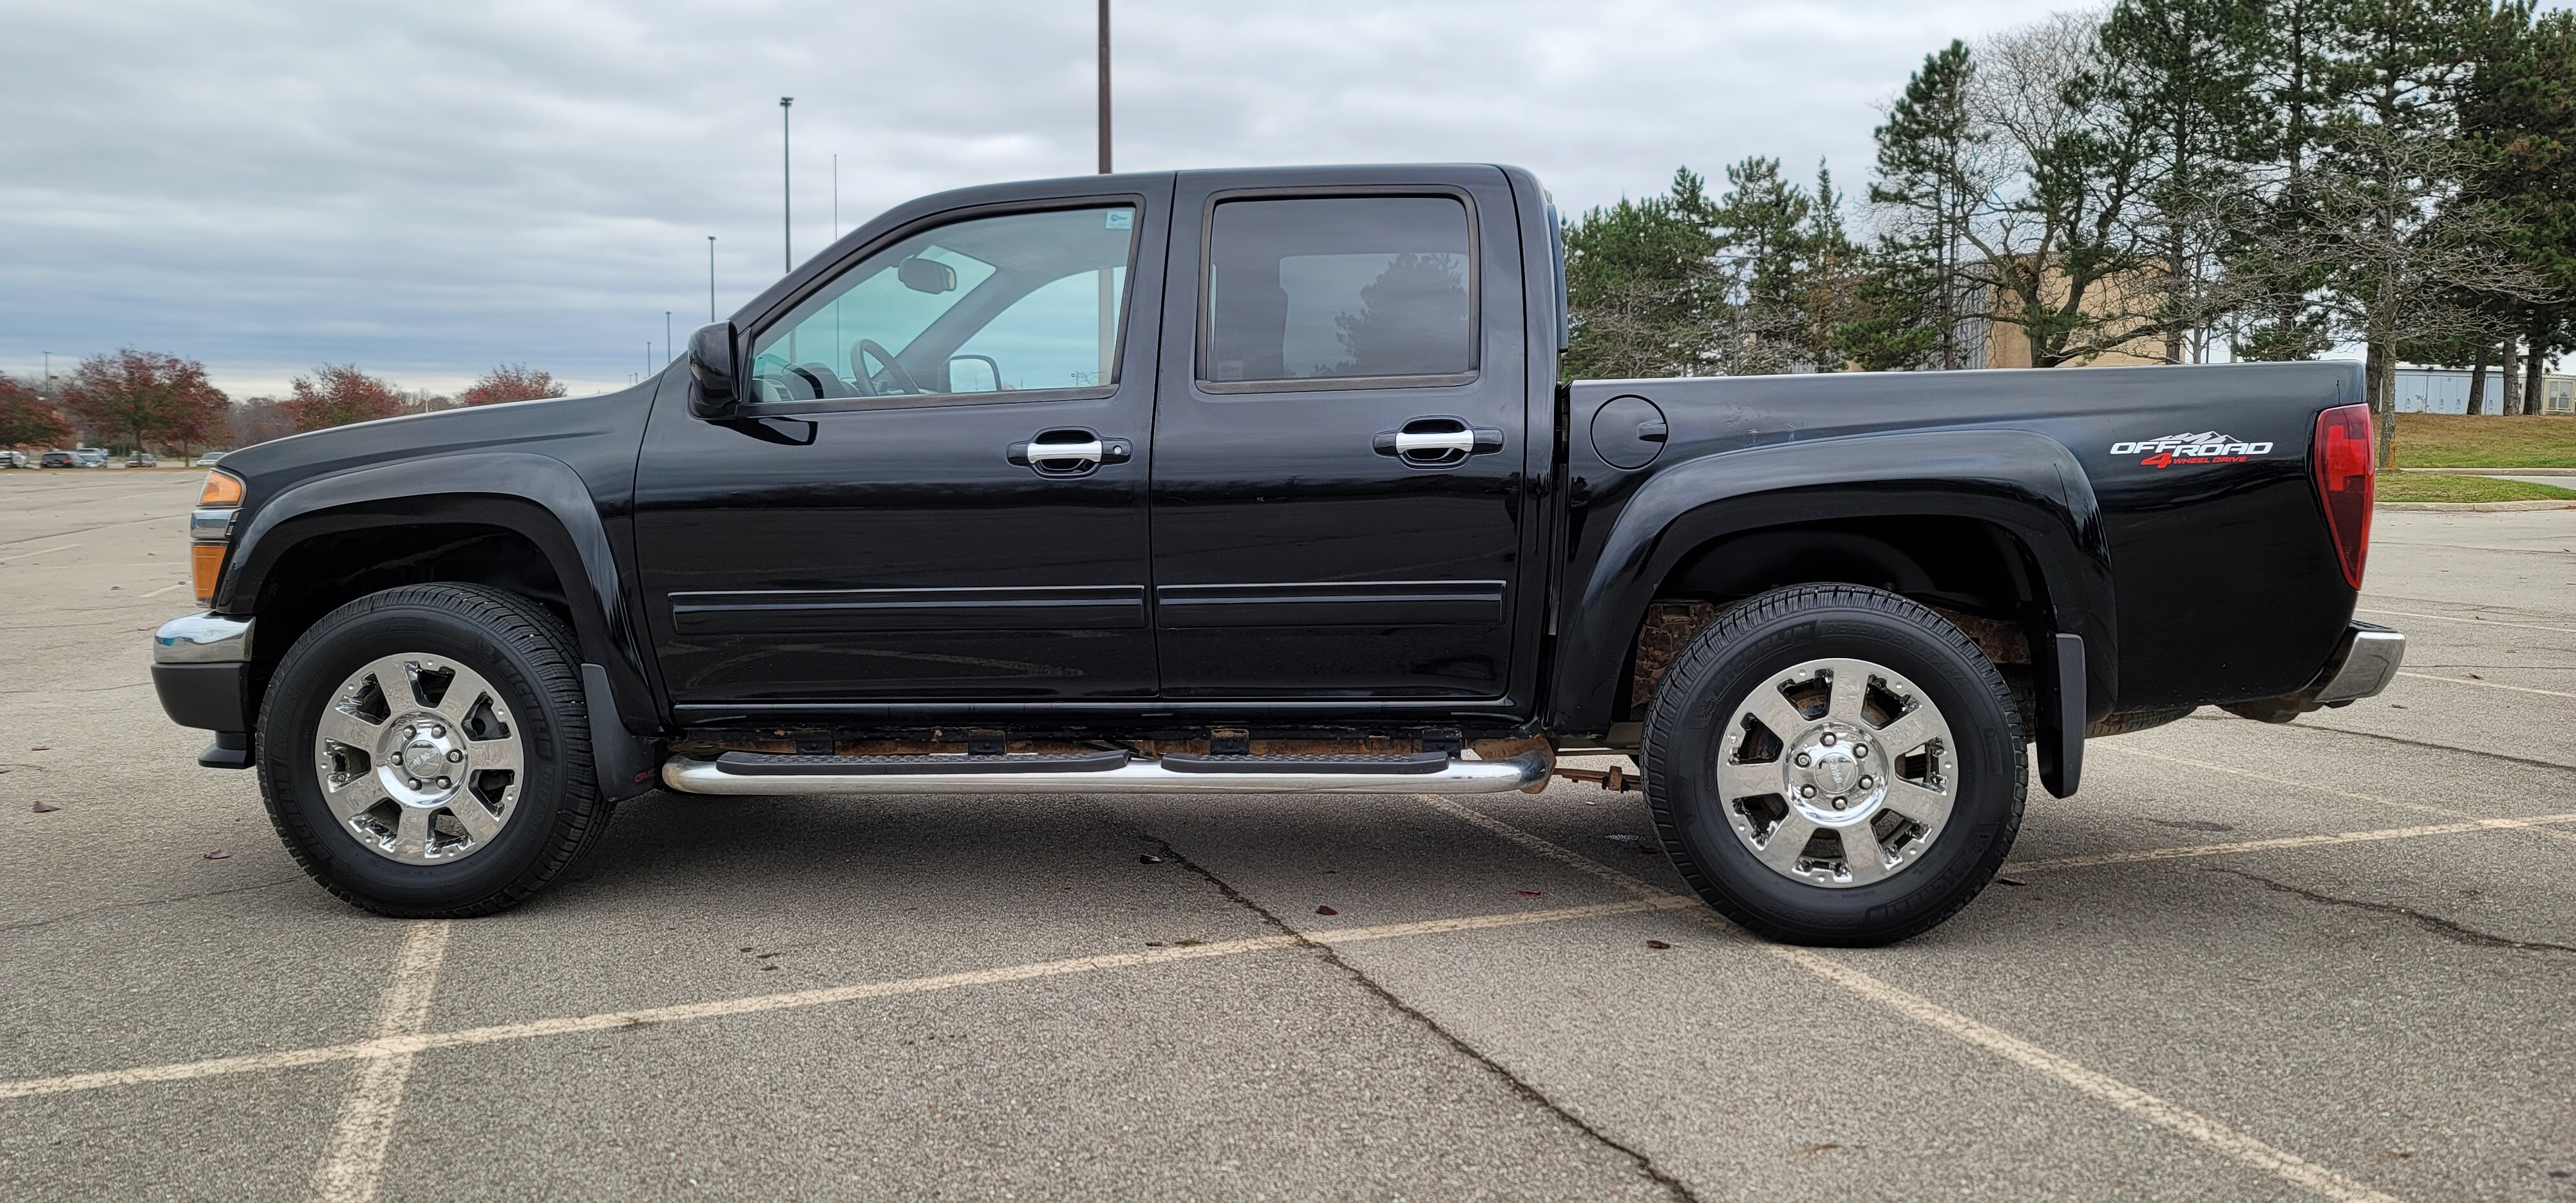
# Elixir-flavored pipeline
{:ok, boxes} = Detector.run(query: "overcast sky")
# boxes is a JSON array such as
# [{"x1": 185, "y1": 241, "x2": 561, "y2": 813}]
[{"x1": 1, "y1": 0, "x2": 2079, "y2": 397}]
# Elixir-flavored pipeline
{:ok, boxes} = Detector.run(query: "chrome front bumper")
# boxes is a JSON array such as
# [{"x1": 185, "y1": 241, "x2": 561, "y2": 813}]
[
  {"x1": 153, "y1": 612, "x2": 253, "y2": 664},
  {"x1": 2224, "y1": 621, "x2": 2405, "y2": 723}
]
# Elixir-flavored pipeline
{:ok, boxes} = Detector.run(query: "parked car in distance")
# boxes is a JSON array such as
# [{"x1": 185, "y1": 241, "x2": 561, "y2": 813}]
[
  {"x1": 193, "y1": 451, "x2": 229, "y2": 467},
  {"x1": 153, "y1": 162, "x2": 2403, "y2": 946},
  {"x1": 74, "y1": 449, "x2": 108, "y2": 468},
  {"x1": 126, "y1": 452, "x2": 160, "y2": 468},
  {"x1": 0, "y1": 450, "x2": 29, "y2": 468},
  {"x1": 40, "y1": 450, "x2": 80, "y2": 468}
]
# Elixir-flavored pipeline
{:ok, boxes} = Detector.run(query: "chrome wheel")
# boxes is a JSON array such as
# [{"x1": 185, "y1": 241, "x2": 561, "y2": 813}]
[
  {"x1": 312, "y1": 652, "x2": 524, "y2": 865},
  {"x1": 1715, "y1": 656, "x2": 1957, "y2": 889}
]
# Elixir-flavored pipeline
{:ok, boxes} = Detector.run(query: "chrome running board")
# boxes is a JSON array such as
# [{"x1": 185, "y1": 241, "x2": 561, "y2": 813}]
[{"x1": 661, "y1": 750, "x2": 1549, "y2": 795}]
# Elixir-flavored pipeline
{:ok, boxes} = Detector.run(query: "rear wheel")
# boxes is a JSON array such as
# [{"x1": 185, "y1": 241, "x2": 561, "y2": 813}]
[
  {"x1": 1642, "y1": 585, "x2": 2025, "y2": 946},
  {"x1": 257, "y1": 583, "x2": 612, "y2": 916}
]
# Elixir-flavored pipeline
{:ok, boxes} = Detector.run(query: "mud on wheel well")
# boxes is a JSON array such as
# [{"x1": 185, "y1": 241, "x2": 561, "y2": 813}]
[
  {"x1": 1618, "y1": 516, "x2": 2048, "y2": 733},
  {"x1": 243, "y1": 524, "x2": 576, "y2": 717}
]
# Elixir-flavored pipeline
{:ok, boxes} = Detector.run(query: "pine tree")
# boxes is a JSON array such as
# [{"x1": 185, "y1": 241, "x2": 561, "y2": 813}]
[{"x1": 1868, "y1": 41, "x2": 1980, "y2": 369}]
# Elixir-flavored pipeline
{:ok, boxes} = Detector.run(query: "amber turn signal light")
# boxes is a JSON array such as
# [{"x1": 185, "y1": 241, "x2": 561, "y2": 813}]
[
  {"x1": 192, "y1": 543, "x2": 227, "y2": 606},
  {"x1": 199, "y1": 470, "x2": 244, "y2": 506}
]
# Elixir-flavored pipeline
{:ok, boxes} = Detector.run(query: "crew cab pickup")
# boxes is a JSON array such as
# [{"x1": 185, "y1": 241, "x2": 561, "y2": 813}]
[{"x1": 152, "y1": 164, "x2": 2402, "y2": 944}]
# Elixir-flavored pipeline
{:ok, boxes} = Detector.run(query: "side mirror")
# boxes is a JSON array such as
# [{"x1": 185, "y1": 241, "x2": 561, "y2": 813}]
[
  {"x1": 898, "y1": 256, "x2": 957, "y2": 294},
  {"x1": 947, "y1": 354, "x2": 1000, "y2": 393},
  {"x1": 688, "y1": 322, "x2": 739, "y2": 419}
]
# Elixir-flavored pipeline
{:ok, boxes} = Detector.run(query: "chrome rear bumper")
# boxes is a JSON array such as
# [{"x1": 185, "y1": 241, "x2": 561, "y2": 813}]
[{"x1": 2224, "y1": 621, "x2": 2405, "y2": 723}]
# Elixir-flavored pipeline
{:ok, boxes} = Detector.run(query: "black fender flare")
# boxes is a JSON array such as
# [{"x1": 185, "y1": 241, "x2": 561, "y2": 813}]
[
  {"x1": 1546, "y1": 428, "x2": 2117, "y2": 735},
  {"x1": 219, "y1": 452, "x2": 661, "y2": 736}
]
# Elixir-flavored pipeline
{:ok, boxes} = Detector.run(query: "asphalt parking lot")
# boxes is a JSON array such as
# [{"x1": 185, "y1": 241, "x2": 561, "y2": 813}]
[{"x1": 3, "y1": 468, "x2": 2570, "y2": 1202}]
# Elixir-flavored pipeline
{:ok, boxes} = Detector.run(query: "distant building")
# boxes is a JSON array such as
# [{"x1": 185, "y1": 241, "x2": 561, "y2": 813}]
[{"x1": 2392, "y1": 367, "x2": 2575, "y2": 414}]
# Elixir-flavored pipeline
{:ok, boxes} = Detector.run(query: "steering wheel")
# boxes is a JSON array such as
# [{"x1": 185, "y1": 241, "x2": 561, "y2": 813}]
[{"x1": 853, "y1": 339, "x2": 927, "y2": 396}]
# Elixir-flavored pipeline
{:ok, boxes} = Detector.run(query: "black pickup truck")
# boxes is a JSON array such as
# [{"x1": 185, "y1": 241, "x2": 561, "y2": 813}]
[{"x1": 152, "y1": 164, "x2": 2402, "y2": 944}]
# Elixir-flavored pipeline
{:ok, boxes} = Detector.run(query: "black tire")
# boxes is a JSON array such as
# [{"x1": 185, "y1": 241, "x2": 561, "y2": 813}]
[
  {"x1": 256, "y1": 583, "x2": 612, "y2": 917},
  {"x1": 1642, "y1": 585, "x2": 2025, "y2": 946}
]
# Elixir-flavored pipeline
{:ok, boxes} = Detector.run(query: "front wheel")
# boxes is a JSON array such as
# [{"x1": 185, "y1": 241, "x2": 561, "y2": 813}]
[
  {"x1": 256, "y1": 583, "x2": 613, "y2": 917},
  {"x1": 1643, "y1": 585, "x2": 2026, "y2": 946}
]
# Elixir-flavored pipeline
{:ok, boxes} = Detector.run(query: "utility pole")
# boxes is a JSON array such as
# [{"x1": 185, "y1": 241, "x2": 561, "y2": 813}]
[
  {"x1": 707, "y1": 236, "x2": 717, "y2": 321},
  {"x1": 1097, "y1": 0, "x2": 1112, "y2": 174},
  {"x1": 780, "y1": 97, "x2": 795, "y2": 272}
]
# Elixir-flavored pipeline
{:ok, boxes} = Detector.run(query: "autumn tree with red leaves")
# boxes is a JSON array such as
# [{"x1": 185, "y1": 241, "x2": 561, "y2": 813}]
[
  {"x1": 0, "y1": 376, "x2": 75, "y2": 449},
  {"x1": 285, "y1": 364, "x2": 404, "y2": 431},
  {"x1": 59, "y1": 349, "x2": 231, "y2": 455},
  {"x1": 460, "y1": 364, "x2": 567, "y2": 406}
]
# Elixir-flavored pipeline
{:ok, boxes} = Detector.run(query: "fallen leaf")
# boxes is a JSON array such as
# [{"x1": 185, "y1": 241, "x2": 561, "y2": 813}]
[
  {"x1": 1314, "y1": 905, "x2": 1338, "y2": 916},
  {"x1": 1645, "y1": 940, "x2": 1671, "y2": 950},
  {"x1": 1518, "y1": 890, "x2": 1542, "y2": 897},
  {"x1": 2467, "y1": 673, "x2": 2481, "y2": 679},
  {"x1": 2391, "y1": 704, "x2": 2408, "y2": 709},
  {"x1": 1144, "y1": 942, "x2": 1164, "y2": 947},
  {"x1": 1996, "y1": 876, "x2": 2030, "y2": 887},
  {"x1": 32, "y1": 800, "x2": 61, "y2": 813},
  {"x1": 1799, "y1": 1143, "x2": 1841, "y2": 1155},
  {"x1": 202, "y1": 849, "x2": 230, "y2": 860},
  {"x1": 30, "y1": 745, "x2": 48, "y2": 752},
  {"x1": 1173, "y1": 938, "x2": 1205, "y2": 947},
  {"x1": 1137, "y1": 854, "x2": 1163, "y2": 864},
  {"x1": 109, "y1": 585, "x2": 120, "y2": 590}
]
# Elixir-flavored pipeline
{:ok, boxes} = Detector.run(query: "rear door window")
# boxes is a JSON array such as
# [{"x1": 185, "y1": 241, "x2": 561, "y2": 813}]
[{"x1": 1200, "y1": 196, "x2": 1477, "y2": 388}]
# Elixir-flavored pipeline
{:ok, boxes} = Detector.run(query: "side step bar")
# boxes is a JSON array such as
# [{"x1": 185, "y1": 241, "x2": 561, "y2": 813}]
[{"x1": 661, "y1": 750, "x2": 1549, "y2": 795}]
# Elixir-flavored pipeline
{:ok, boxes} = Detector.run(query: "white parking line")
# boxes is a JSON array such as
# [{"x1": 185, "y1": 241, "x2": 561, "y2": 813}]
[
  {"x1": 0, "y1": 896, "x2": 1690, "y2": 1105},
  {"x1": 142, "y1": 580, "x2": 189, "y2": 598},
  {"x1": 2006, "y1": 812, "x2": 2576, "y2": 871},
  {"x1": 310, "y1": 921, "x2": 451, "y2": 1203},
  {"x1": 2354, "y1": 607, "x2": 2576, "y2": 636},
  {"x1": 2394, "y1": 670, "x2": 2576, "y2": 699},
  {"x1": 1414, "y1": 796, "x2": 2404, "y2": 1203},
  {"x1": 0, "y1": 542, "x2": 79, "y2": 563}
]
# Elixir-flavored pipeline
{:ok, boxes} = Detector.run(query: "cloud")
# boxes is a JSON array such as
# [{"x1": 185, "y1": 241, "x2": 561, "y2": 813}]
[{"x1": 0, "y1": 0, "x2": 2067, "y2": 396}]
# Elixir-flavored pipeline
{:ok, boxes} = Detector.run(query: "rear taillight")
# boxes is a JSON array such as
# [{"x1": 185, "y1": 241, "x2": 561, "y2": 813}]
[{"x1": 2311, "y1": 404, "x2": 2373, "y2": 589}]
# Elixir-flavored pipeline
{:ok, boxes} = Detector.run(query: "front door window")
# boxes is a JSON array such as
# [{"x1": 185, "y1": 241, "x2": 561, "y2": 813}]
[{"x1": 752, "y1": 205, "x2": 1137, "y2": 403}]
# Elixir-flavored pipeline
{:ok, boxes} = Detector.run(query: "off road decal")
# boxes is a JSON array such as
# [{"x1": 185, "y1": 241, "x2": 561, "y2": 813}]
[{"x1": 2108, "y1": 431, "x2": 2274, "y2": 468}]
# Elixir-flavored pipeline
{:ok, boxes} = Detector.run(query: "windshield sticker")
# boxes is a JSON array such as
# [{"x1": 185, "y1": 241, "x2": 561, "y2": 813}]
[{"x1": 2108, "y1": 431, "x2": 2274, "y2": 468}]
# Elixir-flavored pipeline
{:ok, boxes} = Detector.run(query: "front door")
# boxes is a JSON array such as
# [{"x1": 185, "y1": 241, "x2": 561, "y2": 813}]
[
  {"x1": 636, "y1": 188, "x2": 1167, "y2": 714},
  {"x1": 1148, "y1": 169, "x2": 1533, "y2": 699}
]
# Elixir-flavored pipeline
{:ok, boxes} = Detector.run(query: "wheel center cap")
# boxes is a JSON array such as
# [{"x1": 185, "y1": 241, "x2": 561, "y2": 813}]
[
  {"x1": 401, "y1": 741, "x2": 451, "y2": 779},
  {"x1": 1815, "y1": 748, "x2": 1858, "y2": 791}
]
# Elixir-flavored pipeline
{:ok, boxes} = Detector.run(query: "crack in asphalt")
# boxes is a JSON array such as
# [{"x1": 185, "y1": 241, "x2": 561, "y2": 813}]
[
  {"x1": 1132, "y1": 827, "x2": 1702, "y2": 1203},
  {"x1": 2208, "y1": 867, "x2": 2576, "y2": 955},
  {"x1": 0, "y1": 876, "x2": 307, "y2": 933},
  {"x1": 2190, "y1": 710, "x2": 2576, "y2": 775}
]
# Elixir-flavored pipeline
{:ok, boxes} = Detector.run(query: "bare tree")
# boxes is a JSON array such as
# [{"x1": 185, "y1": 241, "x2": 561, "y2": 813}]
[
  {"x1": 2234, "y1": 126, "x2": 2544, "y2": 463},
  {"x1": 1952, "y1": 12, "x2": 2165, "y2": 366}
]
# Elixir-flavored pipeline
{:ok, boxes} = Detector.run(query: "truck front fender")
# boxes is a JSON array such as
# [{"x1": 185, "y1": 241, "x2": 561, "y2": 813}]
[
  {"x1": 1547, "y1": 428, "x2": 2117, "y2": 735},
  {"x1": 219, "y1": 451, "x2": 659, "y2": 735}
]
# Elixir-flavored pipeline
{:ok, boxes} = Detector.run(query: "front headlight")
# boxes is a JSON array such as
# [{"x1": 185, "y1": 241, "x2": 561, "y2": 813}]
[{"x1": 192, "y1": 469, "x2": 244, "y2": 605}]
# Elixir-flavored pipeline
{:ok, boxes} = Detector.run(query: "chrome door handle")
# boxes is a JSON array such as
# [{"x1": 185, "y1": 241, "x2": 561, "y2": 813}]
[
  {"x1": 1008, "y1": 431, "x2": 1131, "y2": 476},
  {"x1": 1394, "y1": 430, "x2": 1473, "y2": 455},
  {"x1": 1373, "y1": 419, "x2": 1506, "y2": 468}
]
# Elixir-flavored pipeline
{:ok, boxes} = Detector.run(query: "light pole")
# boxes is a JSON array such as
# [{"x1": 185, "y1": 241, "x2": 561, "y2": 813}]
[
  {"x1": 1097, "y1": 0, "x2": 1111, "y2": 174},
  {"x1": 707, "y1": 236, "x2": 717, "y2": 321},
  {"x1": 665, "y1": 312, "x2": 673, "y2": 363},
  {"x1": 780, "y1": 97, "x2": 795, "y2": 272}
]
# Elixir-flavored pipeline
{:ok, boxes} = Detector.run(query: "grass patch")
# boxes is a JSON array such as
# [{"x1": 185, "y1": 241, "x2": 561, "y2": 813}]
[
  {"x1": 2393, "y1": 412, "x2": 2576, "y2": 468},
  {"x1": 2379, "y1": 471, "x2": 2576, "y2": 504}
]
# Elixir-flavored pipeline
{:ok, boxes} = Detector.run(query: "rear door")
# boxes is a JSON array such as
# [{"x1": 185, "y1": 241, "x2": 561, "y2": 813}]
[{"x1": 1148, "y1": 167, "x2": 1532, "y2": 699}]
